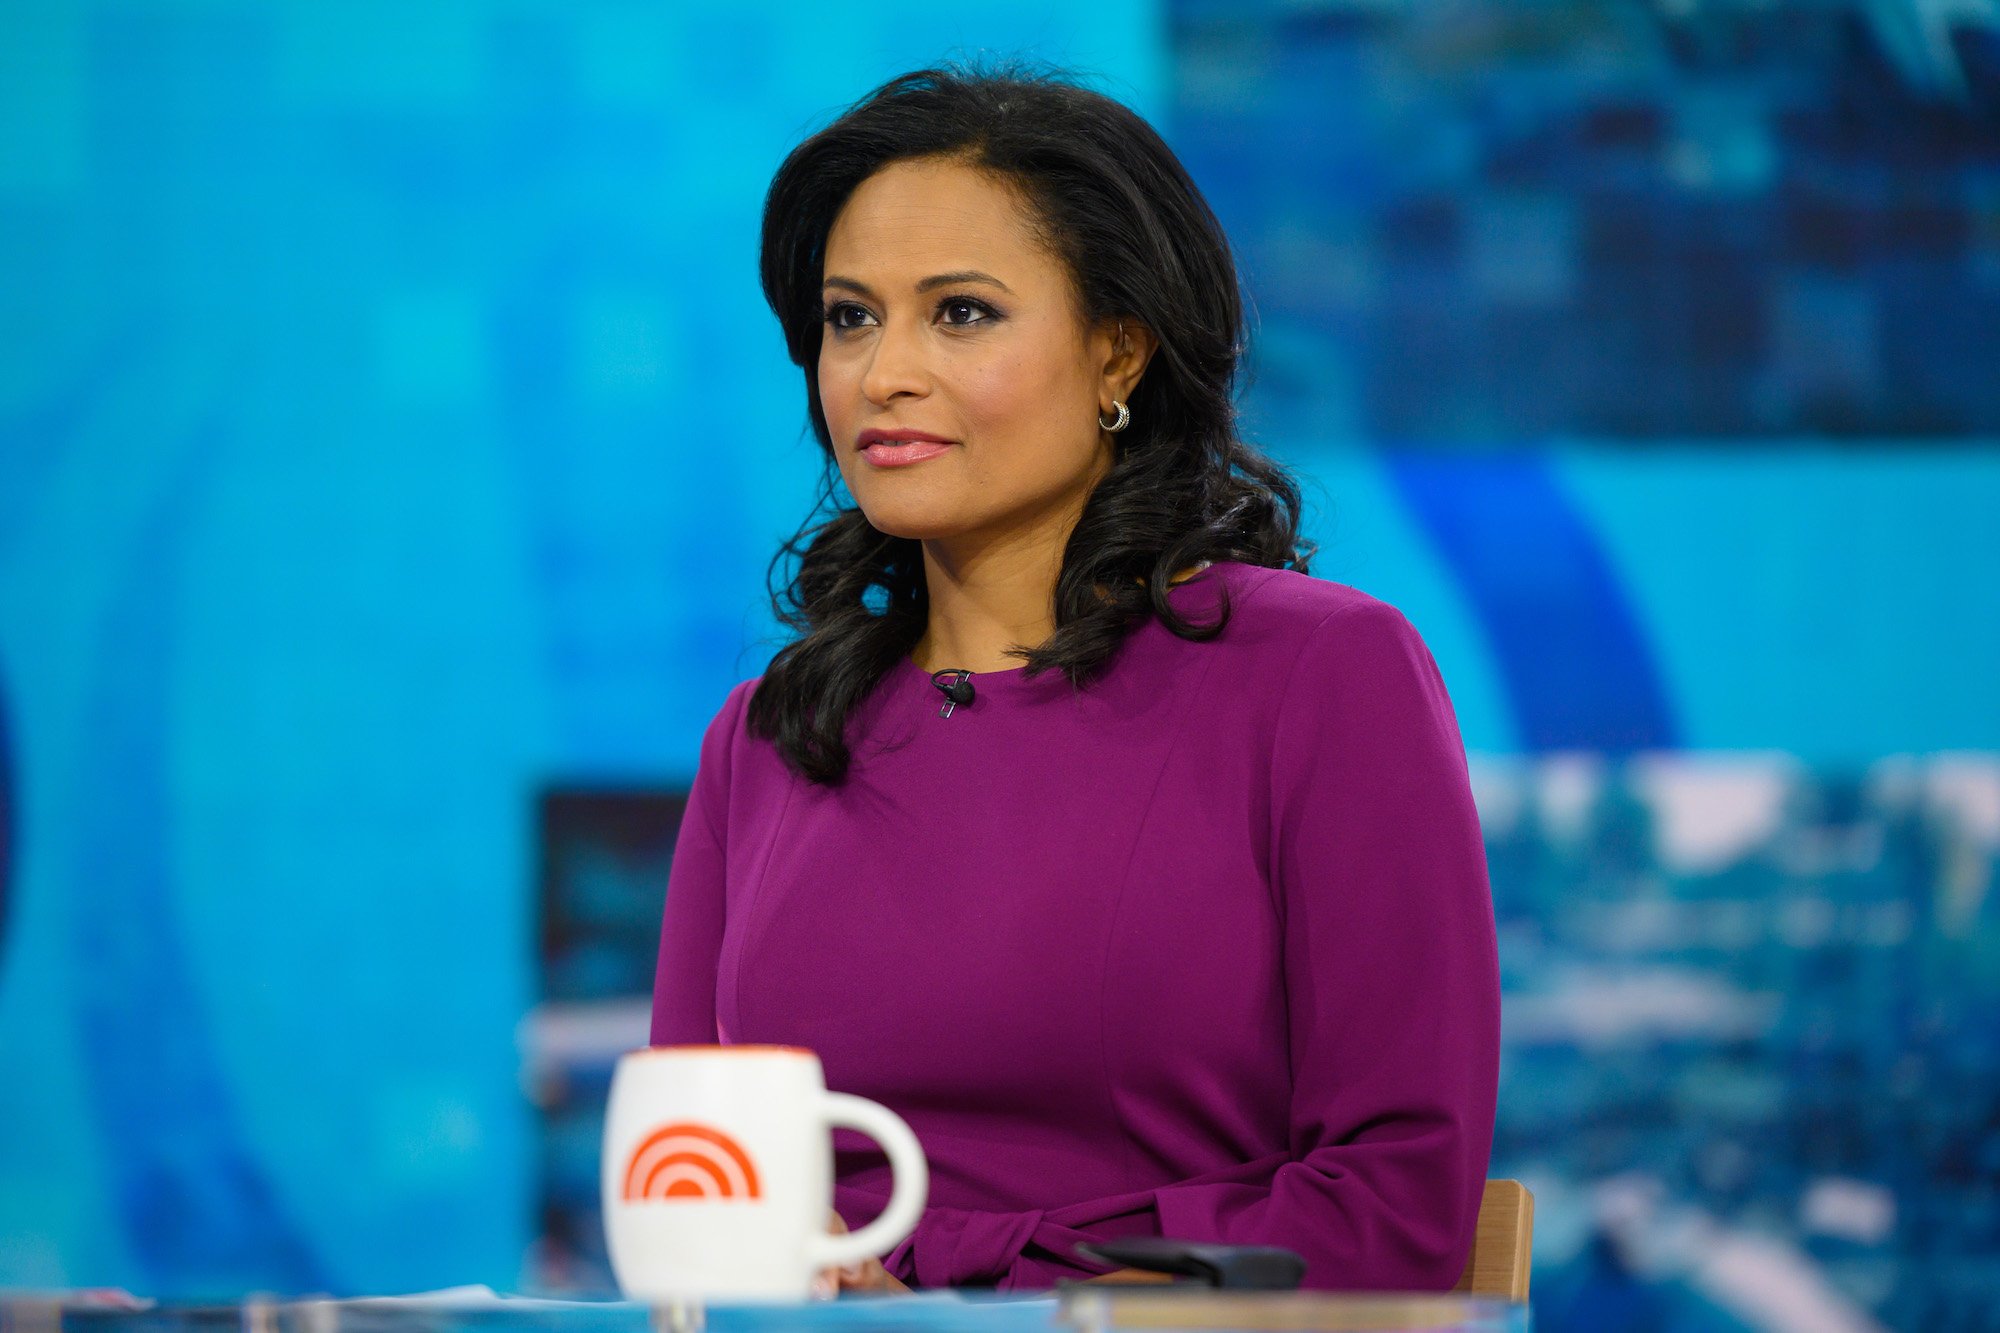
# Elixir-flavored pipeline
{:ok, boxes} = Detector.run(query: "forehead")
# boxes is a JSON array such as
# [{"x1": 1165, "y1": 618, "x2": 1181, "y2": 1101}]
[{"x1": 823, "y1": 157, "x2": 1058, "y2": 287}]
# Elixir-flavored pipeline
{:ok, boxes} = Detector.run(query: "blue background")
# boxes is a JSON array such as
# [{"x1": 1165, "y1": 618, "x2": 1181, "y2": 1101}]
[{"x1": 2, "y1": 1, "x2": 1996, "y2": 1327}]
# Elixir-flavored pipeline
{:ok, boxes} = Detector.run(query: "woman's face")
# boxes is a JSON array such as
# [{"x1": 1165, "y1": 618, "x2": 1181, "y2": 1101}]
[{"x1": 817, "y1": 156, "x2": 1139, "y2": 552}]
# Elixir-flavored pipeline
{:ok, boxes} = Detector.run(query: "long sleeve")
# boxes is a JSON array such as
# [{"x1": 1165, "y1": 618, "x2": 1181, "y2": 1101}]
[
  {"x1": 838, "y1": 601, "x2": 1501, "y2": 1291},
  {"x1": 649, "y1": 680, "x2": 756, "y2": 1046}
]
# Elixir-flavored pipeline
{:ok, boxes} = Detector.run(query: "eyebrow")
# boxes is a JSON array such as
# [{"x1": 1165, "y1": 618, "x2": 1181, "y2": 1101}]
[{"x1": 821, "y1": 270, "x2": 1014, "y2": 299}]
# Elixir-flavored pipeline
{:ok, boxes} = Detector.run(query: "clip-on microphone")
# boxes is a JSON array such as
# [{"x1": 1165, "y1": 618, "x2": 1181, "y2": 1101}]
[{"x1": 931, "y1": 668, "x2": 975, "y2": 718}]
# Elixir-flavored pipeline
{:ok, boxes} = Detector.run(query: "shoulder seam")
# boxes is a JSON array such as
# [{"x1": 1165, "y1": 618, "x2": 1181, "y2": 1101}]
[
  {"x1": 1265, "y1": 603, "x2": 1377, "y2": 880},
  {"x1": 1270, "y1": 601, "x2": 1377, "y2": 743}
]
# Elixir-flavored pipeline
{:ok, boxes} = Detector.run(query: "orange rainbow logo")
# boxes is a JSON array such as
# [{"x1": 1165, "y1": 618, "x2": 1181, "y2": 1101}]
[{"x1": 622, "y1": 1122, "x2": 763, "y2": 1202}]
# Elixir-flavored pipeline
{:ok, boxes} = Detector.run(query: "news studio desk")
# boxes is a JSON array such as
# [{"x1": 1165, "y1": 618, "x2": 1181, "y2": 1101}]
[{"x1": 0, "y1": 1290, "x2": 1529, "y2": 1333}]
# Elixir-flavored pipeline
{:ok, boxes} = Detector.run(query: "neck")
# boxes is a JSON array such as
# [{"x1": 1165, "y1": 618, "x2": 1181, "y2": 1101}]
[
  {"x1": 910, "y1": 538, "x2": 1218, "y2": 678},
  {"x1": 912, "y1": 524, "x2": 1066, "y2": 675}
]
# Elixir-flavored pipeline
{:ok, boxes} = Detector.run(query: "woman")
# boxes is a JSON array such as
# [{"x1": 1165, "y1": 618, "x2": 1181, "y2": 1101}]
[{"x1": 649, "y1": 63, "x2": 1500, "y2": 1294}]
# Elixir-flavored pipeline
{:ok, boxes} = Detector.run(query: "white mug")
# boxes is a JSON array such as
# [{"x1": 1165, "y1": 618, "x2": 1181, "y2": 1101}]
[{"x1": 601, "y1": 1044, "x2": 929, "y2": 1302}]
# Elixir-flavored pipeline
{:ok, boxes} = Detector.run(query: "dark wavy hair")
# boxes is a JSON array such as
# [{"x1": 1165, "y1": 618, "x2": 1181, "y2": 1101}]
[{"x1": 749, "y1": 60, "x2": 1313, "y2": 784}]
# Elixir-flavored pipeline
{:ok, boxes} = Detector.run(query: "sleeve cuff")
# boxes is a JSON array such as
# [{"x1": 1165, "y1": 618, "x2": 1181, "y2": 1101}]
[{"x1": 884, "y1": 1203, "x2": 1049, "y2": 1288}]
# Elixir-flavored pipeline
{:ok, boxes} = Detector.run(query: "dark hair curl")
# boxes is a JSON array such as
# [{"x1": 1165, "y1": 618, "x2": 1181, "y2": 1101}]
[{"x1": 750, "y1": 60, "x2": 1313, "y2": 785}]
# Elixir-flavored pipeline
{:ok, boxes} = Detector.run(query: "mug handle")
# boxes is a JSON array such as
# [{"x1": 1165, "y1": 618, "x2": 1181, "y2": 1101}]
[{"x1": 805, "y1": 1092, "x2": 929, "y2": 1272}]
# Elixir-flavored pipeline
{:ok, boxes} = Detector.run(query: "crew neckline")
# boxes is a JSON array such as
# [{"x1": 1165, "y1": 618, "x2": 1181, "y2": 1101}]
[
  {"x1": 892, "y1": 651, "x2": 1048, "y2": 699},
  {"x1": 892, "y1": 561, "x2": 1241, "y2": 698}
]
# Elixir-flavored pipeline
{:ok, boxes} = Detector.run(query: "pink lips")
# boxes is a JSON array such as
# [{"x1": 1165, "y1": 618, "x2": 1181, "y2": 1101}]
[{"x1": 858, "y1": 428, "x2": 956, "y2": 467}]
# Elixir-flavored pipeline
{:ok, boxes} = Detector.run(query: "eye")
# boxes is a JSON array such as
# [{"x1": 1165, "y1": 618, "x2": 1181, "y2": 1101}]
[
  {"x1": 938, "y1": 296, "x2": 996, "y2": 326},
  {"x1": 822, "y1": 301, "x2": 873, "y2": 331}
]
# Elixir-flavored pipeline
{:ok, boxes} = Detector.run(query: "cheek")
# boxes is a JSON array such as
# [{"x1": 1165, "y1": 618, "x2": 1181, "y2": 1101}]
[
  {"x1": 955, "y1": 352, "x2": 1060, "y2": 434},
  {"x1": 961, "y1": 351, "x2": 1095, "y2": 469},
  {"x1": 816, "y1": 358, "x2": 853, "y2": 431}
]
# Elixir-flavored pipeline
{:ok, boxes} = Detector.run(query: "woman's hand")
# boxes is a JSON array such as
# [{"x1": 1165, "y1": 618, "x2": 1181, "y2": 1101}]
[{"x1": 814, "y1": 1208, "x2": 911, "y2": 1297}]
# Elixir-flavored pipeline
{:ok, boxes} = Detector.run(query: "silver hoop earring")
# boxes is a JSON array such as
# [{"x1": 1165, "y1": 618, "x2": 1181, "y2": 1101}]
[{"x1": 1098, "y1": 399, "x2": 1130, "y2": 433}]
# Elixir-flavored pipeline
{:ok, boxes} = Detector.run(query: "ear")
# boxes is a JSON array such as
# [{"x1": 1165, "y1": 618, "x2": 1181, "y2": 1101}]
[{"x1": 1094, "y1": 316, "x2": 1158, "y2": 412}]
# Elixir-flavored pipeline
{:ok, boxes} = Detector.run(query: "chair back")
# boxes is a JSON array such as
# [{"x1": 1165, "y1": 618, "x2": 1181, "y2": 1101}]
[{"x1": 1452, "y1": 1179, "x2": 1534, "y2": 1301}]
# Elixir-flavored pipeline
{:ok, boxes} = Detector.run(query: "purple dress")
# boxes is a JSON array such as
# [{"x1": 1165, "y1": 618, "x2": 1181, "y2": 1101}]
[{"x1": 649, "y1": 562, "x2": 1500, "y2": 1291}]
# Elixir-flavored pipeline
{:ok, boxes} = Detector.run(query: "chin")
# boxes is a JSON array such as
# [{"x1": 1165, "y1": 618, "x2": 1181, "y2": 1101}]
[
  {"x1": 849, "y1": 490, "x2": 976, "y2": 542},
  {"x1": 856, "y1": 508, "x2": 965, "y2": 542}
]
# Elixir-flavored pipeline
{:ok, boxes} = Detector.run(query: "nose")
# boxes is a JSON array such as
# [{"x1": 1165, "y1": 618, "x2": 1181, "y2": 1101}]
[{"x1": 859, "y1": 313, "x2": 930, "y2": 406}]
